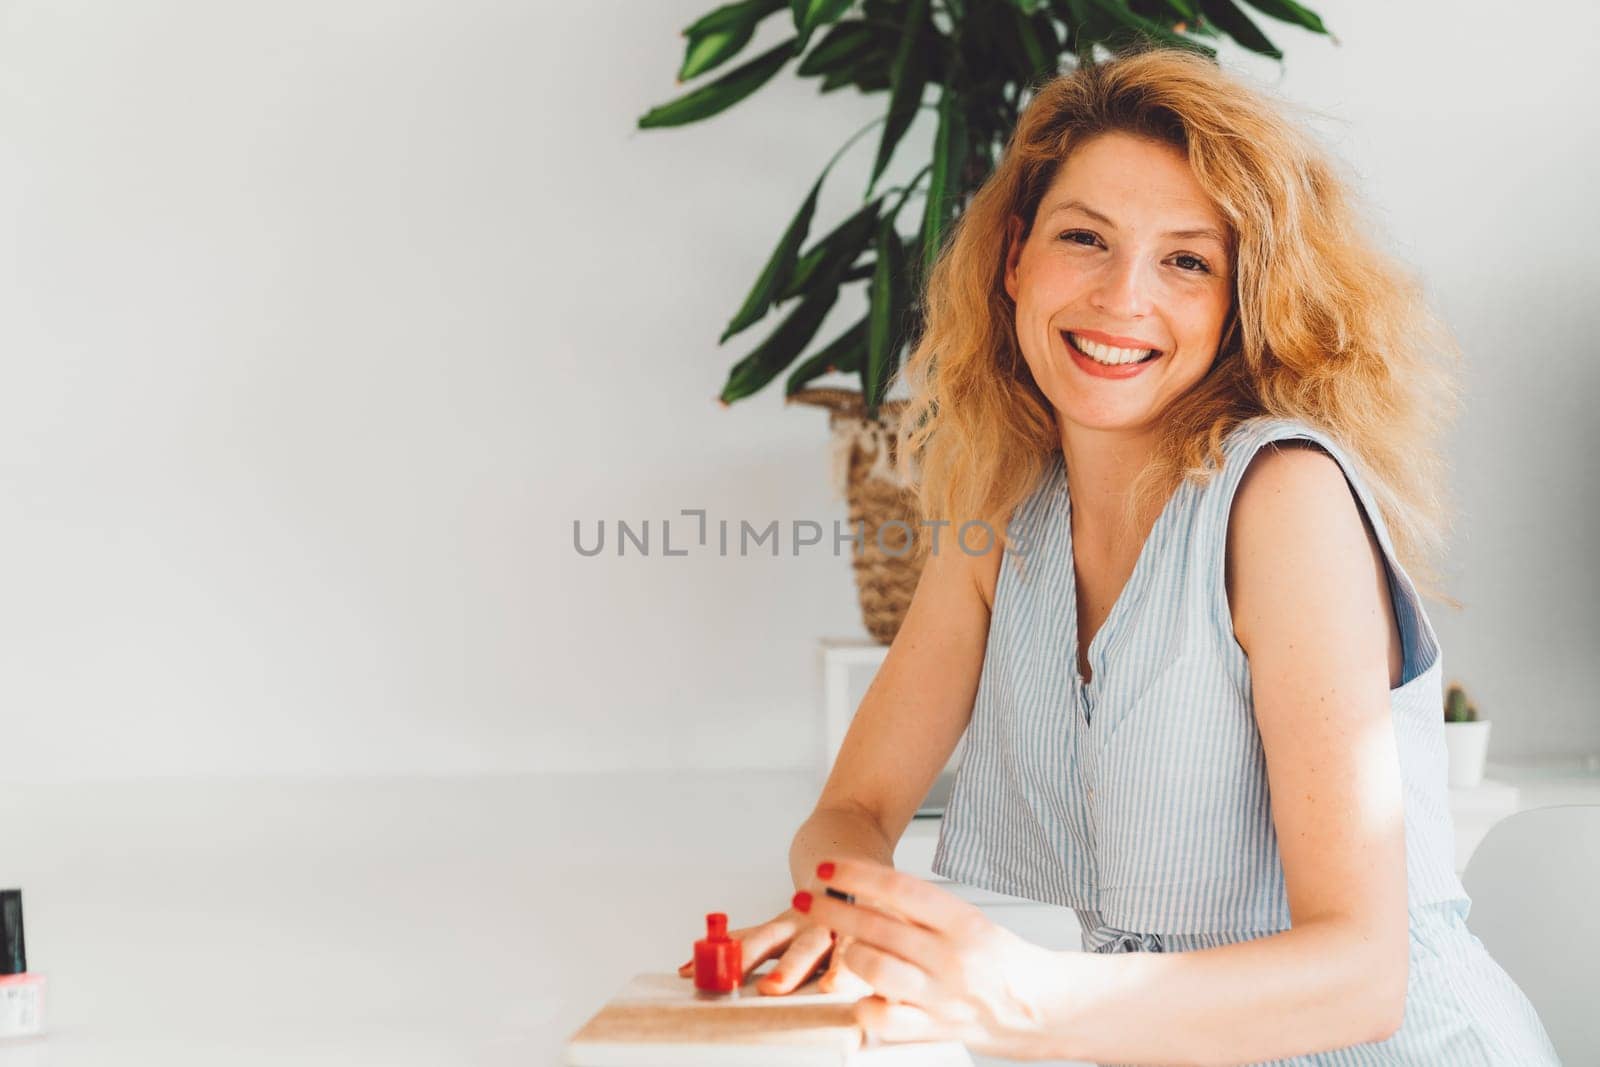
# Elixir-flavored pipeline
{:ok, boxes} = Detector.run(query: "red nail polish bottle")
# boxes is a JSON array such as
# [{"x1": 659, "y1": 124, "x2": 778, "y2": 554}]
[{"x1": 692, "y1": 913, "x2": 742, "y2": 997}]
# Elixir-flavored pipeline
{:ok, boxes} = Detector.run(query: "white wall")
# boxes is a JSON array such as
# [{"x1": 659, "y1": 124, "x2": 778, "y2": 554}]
[{"x1": 0, "y1": 0, "x2": 1594, "y2": 780}]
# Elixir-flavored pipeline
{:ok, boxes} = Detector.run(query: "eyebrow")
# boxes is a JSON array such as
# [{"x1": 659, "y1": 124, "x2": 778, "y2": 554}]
[{"x1": 1043, "y1": 198, "x2": 1228, "y2": 245}]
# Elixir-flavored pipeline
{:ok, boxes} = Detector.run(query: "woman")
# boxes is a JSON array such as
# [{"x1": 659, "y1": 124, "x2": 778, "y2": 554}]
[{"x1": 677, "y1": 48, "x2": 1561, "y2": 1064}]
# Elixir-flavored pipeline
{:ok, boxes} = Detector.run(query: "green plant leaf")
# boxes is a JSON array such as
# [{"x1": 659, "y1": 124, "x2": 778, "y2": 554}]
[
  {"x1": 679, "y1": 0, "x2": 788, "y2": 80},
  {"x1": 1011, "y1": 8, "x2": 1053, "y2": 83},
  {"x1": 680, "y1": 24, "x2": 757, "y2": 82},
  {"x1": 1199, "y1": 0, "x2": 1281, "y2": 57},
  {"x1": 986, "y1": 4, "x2": 1041, "y2": 82},
  {"x1": 685, "y1": 0, "x2": 787, "y2": 37},
  {"x1": 779, "y1": 198, "x2": 882, "y2": 302},
  {"x1": 1049, "y1": 0, "x2": 1100, "y2": 61},
  {"x1": 791, "y1": 0, "x2": 855, "y2": 49},
  {"x1": 1030, "y1": 10, "x2": 1064, "y2": 70},
  {"x1": 1238, "y1": 0, "x2": 1327, "y2": 34},
  {"x1": 864, "y1": 216, "x2": 907, "y2": 413},
  {"x1": 678, "y1": 0, "x2": 790, "y2": 79},
  {"x1": 820, "y1": 49, "x2": 895, "y2": 93},
  {"x1": 1080, "y1": 0, "x2": 1216, "y2": 58},
  {"x1": 720, "y1": 171, "x2": 832, "y2": 343},
  {"x1": 1006, "y1": 0, "x2": 1050, "y2": 12},
  {"x1": 866, "y1": 0, "x2": 931, "y2": 194},
  {"x1": 919, "y1": 84, "x2": 968, "y2": 284},
  {"x1": 719, "y1": 267, "x2": 846, "y2": 403},
  {"x1": 819, "y1": 68, "x2": 853, "y2": 92},
  {"x1": 798, "y1": 21, "x2": 877, "y2": 76},
  {"x1": 973, "y1": 2, "x2": 1035, "y2": 78},
  {"x1": 1134, "y1": 0, "x2": 1198, "y2": 19},
  {"x1": 639, "y1": 37, "x2": 800, "y2": 128},
  {"x1": 785, "y1": 316, "x2": 868, "y2": 395}
]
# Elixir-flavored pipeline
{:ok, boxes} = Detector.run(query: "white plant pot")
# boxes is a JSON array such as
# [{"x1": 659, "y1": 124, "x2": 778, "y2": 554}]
[{"x1": 1445, "y1": 720, "x2": 1492, "y2": 788}]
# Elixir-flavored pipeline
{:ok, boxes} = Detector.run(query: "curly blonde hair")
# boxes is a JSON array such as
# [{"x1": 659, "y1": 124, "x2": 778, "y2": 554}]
[{"x1": 895, "y1": 46, "x2": 1462, "y2": 601}]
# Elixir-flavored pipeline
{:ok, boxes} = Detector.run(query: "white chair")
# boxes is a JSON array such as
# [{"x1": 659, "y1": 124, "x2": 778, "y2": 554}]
[{"x1": 1460, "y1": 804, "x2": 1600, "y2": 1064}]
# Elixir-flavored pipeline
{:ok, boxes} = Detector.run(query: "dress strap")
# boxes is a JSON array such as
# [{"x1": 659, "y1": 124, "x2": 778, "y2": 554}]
[{"x1": 1204, "y1": 416, "x2": 1441, "y2": 687}]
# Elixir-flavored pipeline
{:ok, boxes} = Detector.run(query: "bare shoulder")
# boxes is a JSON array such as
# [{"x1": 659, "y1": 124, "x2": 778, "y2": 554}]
[
  {"x1": 1230, "y1": 438, "x2": 1352, "y2": 525},
  {"x1": 1225, "y1": 438, "x2": 1403, "y2": 686},
  {"x1": 972, "y1": 518, "x2": 1006, "y2": 613},
  {"x1": 1225, "y1": 439, "x2": 1367, "y2": 624},
  {"x1": 912, "y1": 507, "x2": 1011, "y2": 612}
]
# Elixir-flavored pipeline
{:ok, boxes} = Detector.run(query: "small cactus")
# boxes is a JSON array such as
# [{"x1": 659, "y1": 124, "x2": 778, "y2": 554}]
[{"x1": 1444, "y1": 682, "x2": 1478, "y2": 723}]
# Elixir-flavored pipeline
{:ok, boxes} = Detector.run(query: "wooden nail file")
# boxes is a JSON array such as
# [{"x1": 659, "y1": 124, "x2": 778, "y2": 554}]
[{"x1": 563, "y1": 972, "x2": 974, "y2": 1066}]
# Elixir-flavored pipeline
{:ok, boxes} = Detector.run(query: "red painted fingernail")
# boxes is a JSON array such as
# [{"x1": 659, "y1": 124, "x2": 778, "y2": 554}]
[
  {"x1": 792, "y1": 890, "x2": 812, "y2": 913},
  {"x1": 816, "y1": 861, "x2": 835, "y2": 880}
]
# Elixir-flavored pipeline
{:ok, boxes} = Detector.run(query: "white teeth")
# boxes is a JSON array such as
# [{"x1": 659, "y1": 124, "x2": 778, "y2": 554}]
[{"x1": 1068, "y1": 332, "x2": 1156, "y2": 365}]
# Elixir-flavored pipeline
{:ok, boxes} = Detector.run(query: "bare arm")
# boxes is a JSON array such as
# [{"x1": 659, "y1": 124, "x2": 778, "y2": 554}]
[
  {"x1": 787, "y1": 527, "x2": 996, "y2": 890},
  {"x1": 1035, "y1": 444, "x2": 1411, "y2": 1064}
]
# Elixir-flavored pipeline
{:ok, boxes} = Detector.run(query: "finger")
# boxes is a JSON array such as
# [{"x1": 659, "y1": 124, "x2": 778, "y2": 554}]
[
  {"x1": 817, "y1": 932, "x2": 847, "y2": 991},
  {"x1": 797, "y1": 889, "x2": 945, "y2": 979},
  {"x1": 732, "y1": 919, "x2": 801, "y2": 980},
  {"x1": 818, "y1": 934, "x2": 870, "y2": 994},
  {"x1": 818, "y1": 933, "x2": 848, "y2": 987},
  {"x1": 855, "y1": 995, "x2": 950, "y2": 1046},
  {"x1": 814, "y1": 857, "x2": 977, "y2": 934},
  {"x1": 839, "y1": 936, "x2": 936, "y2": 1006},
  {"x1": 756, "y1": 924, "x2": 832, "y2": 995},
  {"x1": 756, "y1": 924, "x2": 831, "y2": 994}
]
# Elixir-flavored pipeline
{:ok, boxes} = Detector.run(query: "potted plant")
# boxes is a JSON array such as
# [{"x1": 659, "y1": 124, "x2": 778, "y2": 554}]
[
  {"x1": 638, "y1": 0, "x2": 1333, "y2": 642},
  {"x1": 1444, "y1": 682, "x2": 1492, "y2": 788}
]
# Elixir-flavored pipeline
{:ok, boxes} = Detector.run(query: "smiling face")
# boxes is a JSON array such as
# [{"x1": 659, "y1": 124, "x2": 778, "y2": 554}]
[{"x1": 1003, "y1": 131, "x2": 1234, "y2": 437}]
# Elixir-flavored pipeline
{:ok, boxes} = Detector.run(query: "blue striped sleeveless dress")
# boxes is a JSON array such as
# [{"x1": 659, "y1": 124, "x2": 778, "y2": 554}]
[{"x1": 931, "y1": 415, "x2": 1560, "y2": 1065}]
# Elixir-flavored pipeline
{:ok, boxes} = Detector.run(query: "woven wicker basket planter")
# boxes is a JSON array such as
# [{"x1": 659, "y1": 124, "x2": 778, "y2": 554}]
[{"x1": 787, "y1": 387, "x2": 927, "y2": 645}]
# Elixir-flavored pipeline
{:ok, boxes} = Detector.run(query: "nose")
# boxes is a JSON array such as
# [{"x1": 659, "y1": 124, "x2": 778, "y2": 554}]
[{"x1": 1089, "y1": 250, "x2": 1154, "y2": 320}]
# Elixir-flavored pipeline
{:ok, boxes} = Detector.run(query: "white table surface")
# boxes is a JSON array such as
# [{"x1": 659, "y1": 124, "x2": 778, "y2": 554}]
[
  {"x1": 0, "y1": 771, "x2": 827, "y2": 1067},
  {"x1": 3, "y1": 766, "x2": 1596, "y2": 1066}
]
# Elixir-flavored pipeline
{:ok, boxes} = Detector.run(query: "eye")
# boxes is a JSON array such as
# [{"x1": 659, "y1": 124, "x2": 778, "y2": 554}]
[{"x1": 1058, "y1": 230, "x2": 1211, "y2": 274}]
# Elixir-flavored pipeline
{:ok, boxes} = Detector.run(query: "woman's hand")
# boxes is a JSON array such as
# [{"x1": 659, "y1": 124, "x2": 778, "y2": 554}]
[
  {"x1": 793, "y1": 858, "x2": 1078, "y2": 1059},
  {"x1": 675, "y1": 905, "x2": 870, "y2": 996}
]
